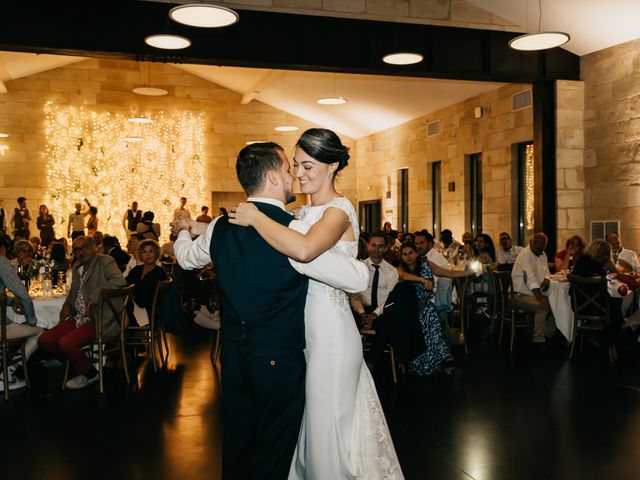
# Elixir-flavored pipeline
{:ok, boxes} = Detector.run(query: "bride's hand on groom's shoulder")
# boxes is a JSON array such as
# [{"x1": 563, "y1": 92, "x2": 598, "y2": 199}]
[{"x1": 228, "y1": 202, "x2": 259, "y2": 227}]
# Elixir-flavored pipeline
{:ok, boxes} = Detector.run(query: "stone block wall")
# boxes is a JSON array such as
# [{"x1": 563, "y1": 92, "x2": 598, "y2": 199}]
[
  {"x1": 556, "y1": 80, "x2": 586, "y2": 249},
  {"x1": 582, "y1": 37, "x2": 640, "y2": 251},
  {"x1": 0, "y1": 58, "x2": 356, "y2": 237},
  {"x1": 354, "y1": 83, "x2": 533, "y2": 241}
]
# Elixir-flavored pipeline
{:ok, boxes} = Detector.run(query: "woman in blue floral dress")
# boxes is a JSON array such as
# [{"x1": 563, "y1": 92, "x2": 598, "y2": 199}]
[{"x1": 398, "y1": 243, "x2": 457, "y2": 375}]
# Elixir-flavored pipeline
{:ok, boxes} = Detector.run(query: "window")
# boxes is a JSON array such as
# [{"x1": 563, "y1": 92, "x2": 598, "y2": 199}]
[
  {"x1": 468, "y1": 153, "x2": 482, "y2": 237},
  {"x1": 397, "y1": 168, "x2": 409, "y2": 233},
  {"x1": 432, "y1": 162, "x2": 441, "y2": 238},
  {"x1": 516, "y1": 142, "x2": 534, "y2": 245}
]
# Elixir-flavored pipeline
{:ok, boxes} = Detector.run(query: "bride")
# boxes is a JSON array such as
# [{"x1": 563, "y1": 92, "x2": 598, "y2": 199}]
[{"x1": 229, "y1": 128, "x2": 404, "y2": 479}]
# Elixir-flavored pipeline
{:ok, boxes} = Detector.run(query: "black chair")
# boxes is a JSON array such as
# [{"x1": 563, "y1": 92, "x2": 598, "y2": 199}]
[
  {"x1": 443, "y1": 277, "x2": 470, "y2": 355},
  {"x1": 567, "y1": 274, "x2": 615, "y2": 362},
  {"x1": 200, "y1": 277, "x2": 222, "y2": 366}
]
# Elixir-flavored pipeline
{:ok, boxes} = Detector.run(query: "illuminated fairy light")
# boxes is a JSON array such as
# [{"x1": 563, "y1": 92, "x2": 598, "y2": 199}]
[
  {"x1": 44, "y1": 101, "x2": 205, "y2": 243},
  {"x1": 0, "y1": 145, "x2": 8, "y2": 156},
  {"x1": 525, "y1": 144, "x2": 535, "y2": 232}
]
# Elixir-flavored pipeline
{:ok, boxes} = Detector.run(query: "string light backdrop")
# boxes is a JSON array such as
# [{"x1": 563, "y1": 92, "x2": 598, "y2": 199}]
[{"x1": 44, "y1": 101, "x2": 206, "y2": 243}]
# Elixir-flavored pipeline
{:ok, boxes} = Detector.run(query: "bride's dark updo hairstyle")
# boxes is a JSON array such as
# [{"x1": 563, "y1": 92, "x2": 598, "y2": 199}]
[{"x1": 296, "y1": 128, "x2": 350, "y2": 175}]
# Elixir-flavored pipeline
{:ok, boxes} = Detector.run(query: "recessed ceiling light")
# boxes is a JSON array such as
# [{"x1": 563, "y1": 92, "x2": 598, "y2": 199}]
[
  {"x1": 508, "y1": 32, "x2": 570, "y2": 51},
  {"x1": 245, "y1": 141, "x2": 267, "y2": 145},
  {"x1": 133, "y1": 87, "x2": 168, "y2": 96},
  {"x1": 382, "y1": 52, "x2": 424, "y2": 65},
  {"x1": 0, "y1": 133, "x2": 8, "y2": 138},
  {"x1": 127, "y1": 116, "x2": 153, "y2": 124},
  {"x1": 124, "y1": 136, "x2": 144, "y2": 143},
  {"x1": 275, "y1": 126, "x2": 299, "y2": 132},
  {"x1": 317, "y1": 97, "x2": 347, "y2": 105},
  {"x1": 145, "y1": 34, "x2": 191, "y2": 50},
  {"x1": 169, "y1": 4, "x2": 239, "y2": 28}
]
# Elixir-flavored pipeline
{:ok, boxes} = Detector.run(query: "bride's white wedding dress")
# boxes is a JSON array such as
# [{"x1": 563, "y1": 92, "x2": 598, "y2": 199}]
[{"x1": 289, "y1": 197, "x2": 404, "y2": 480}]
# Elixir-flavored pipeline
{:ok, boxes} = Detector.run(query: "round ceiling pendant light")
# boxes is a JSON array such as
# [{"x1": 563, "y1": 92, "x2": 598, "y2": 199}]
[
  {"x1": 275, "y1": 126, "x2": 299, "y2": 132},
  {"x1": 127, "y1": 116, "x2": 153, "y2": 124},
  {"x1": 124, "y1": 136, "x2": 144, "y2": 143},
  {"x1": 508, "y1": 32, "x2": 570, "y2": 51},
  {"x1": 0, "y1": 133, "x2": 9, "y2": 138},
  {"x1": 382, "y1": 52, "x2": 423, "y2": 65},
  {"x1": 133, "y1": 87, "x2": 168, "y2": 96},
  {"x1": 145, "y1": 34, "x2": 191, "y2": 50},
  {"x1": 317, "y1": 96, "x2": 347, "y2": 106},
  {"x1": 169, "y1": 4, "x2": 239, "y2": 28}
]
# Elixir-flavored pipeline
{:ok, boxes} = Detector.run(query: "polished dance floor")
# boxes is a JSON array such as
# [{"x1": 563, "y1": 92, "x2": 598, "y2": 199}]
[{"x1": 3, "y1": 321, "x2": 640, "y2": 480}]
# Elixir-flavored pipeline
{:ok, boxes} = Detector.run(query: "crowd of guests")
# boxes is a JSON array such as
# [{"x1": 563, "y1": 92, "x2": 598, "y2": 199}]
[
  {"x1": 0, "y1": 195, "x2": 228, "y2": 392},
  {"x1": 351, "y1": 225, "x2": 640, "y2": 376}
]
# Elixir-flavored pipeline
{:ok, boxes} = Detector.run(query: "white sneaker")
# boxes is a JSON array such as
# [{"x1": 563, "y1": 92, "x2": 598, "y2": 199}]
[
  {"x1": 65, "y1": 374, "x2": 99, "y2": 390},
  {"x1": 0, "y1": 372, "x2": 26, "y2": 391}
]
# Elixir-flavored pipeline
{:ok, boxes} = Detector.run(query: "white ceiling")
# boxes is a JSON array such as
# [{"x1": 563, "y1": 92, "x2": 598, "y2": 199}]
[
  {"x1": 1, "y1": 1, "x2": 640, "y2": 137},
  {"x1": 467, "y1": 0, "x2": 640, "y2": 57}
]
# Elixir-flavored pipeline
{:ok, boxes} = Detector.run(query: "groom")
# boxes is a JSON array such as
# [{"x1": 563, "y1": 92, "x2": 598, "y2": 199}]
[{"x1": 174, "y1": 142, "x2": 367, "y2": 479}]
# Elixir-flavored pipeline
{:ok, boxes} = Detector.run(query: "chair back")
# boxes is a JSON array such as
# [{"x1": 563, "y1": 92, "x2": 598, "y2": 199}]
[
  {"x1": 201, "y1": 277, "x2": 221, "y2": 312},
  {"x1": 150, "y1": 278, "x2": 173, "y2": 330},
  {"x1": 492, "y1": 271, "x2": 512, "y2": 314},
  {"x1": 0, "y1": 292, "x2": 7, "y2": 346},
  {"x1": 96, "y1": 284, "x2": 136, "y2": 338},
  {"x1": 567, "y1": 274, "x2": 609, "y2": 325}
]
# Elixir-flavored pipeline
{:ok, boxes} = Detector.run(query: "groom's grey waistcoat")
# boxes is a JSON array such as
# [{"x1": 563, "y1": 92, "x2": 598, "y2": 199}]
[{"x1": 211, "y1": 201, "x2": 309, "y2": 349}]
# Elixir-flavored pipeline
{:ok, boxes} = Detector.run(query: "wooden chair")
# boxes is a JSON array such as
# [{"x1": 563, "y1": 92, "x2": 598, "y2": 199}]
[
  {"x1": 443, "y1": 276, "x2": 470, "y2": 355},
  {"x1": 360, "y1": 328, "x2": 401, "y2": 384},
  {"x1": 200, "y1": 277, "x2": 222, "y2": 366},
  {"x1": 567, "y1": 274, "x2": 615, "y2": 362},
  {"x1": 493, "y1": 271, "x2": 535, "y2": 351},
  {"x1": 1, "y1": 292, "x2": 31, "y2": 400},
  {"x1": 62, "y1": 284, "x2": 136, "y2": 393},
  {"x1": 126, "y1": 278, "x2": 173, "y2": 372}
]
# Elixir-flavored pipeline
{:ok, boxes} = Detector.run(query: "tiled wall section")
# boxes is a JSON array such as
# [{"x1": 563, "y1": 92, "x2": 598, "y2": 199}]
[
  {"x1": 354, "y1": 83, "x2": 533, "y2": 242},
  {"x1": 582, "y1": 37, "x2": 640, "y2": 251},
  {"x1": 556, "y1": 80, "x2": 586, "y2": 249},
  {"x1": 0, "y1": 58, "x2": 356, "y2": 230}
]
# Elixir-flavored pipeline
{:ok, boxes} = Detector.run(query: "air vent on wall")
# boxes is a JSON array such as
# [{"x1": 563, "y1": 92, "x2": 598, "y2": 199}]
[
  {"x1": 426, "y1": 120, "x2": 440, "y2": 137},
  {"x1": 590, "y1": 220, "x2": 620, "y2": 241},
  {"x1": 512, "y1": 90, "x2": 532, "y2": 111}
]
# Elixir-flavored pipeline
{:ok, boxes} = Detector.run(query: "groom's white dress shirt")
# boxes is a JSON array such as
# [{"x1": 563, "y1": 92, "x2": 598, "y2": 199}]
[{"x1": 175, "y1": 197, "x2": 369, "y2": 294}]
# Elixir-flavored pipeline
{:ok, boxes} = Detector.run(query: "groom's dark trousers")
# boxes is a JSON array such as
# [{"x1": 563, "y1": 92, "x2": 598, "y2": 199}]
[{"x1": 211, "y1": 203, "x2": 309, "y2": 480}]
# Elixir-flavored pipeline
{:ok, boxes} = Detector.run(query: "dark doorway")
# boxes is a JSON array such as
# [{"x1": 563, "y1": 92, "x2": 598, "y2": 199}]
[{"x1": 359, "y1": 200, "x2": 381, "y2": 234}]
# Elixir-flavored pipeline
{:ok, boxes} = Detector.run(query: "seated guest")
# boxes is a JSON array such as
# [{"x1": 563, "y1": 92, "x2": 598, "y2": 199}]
[
  {"x1": 512, "y1": 232, "x2": 555, "y2": 345},
  {"x1": 123, "y1": 234, "x2": 145, "y2": 277},
  {"x1": 126, "y1": 239, "x2": 167, "y2": 325},
  {"x1": 382, "y1": 233, "x2": 400, "y2": 267},
  {"x1": 473, "y1": 233, "x2": 496, "y2": 264},
  {"x1": 160, "y1": 242, "x2": 176, "y2": 264},
  {"x1": 12, "y1": 239, "x2": 35, "y2": 270},
  {"x1": 29, "y1": 236, "x2": 41, "y2": 255},
  {"x1": 196, "y1": 206, "x2": 213, "y2": 224},
  {"x1": 460, "y1": 231, "x2": 474, "y2": 259},
  {"x1": 38, "y1": 236, "x2": 126, "y2": 389},
  {"x1": 136, "y1": 211, "x2": 160, "y2": 241},
  {"x1": 572, "y1": 239, "x2": 624, "y2": 346},
  {"x1": 50, "y1": 242, "x2": 70, "y2": 285},
  {"x1": 606, "y1": 232, "x2": 640, "y2": 272},
  {"x1": 554, "y1": 234, "x2": 585, "y2": 272},
  {"x1": 0, "y1": 236, "x2": 42, "y2": 390},
  {"x1": 496, "y1": 232, "x2": 523, "y2": 268},
  {"x1": 91, "y1": 231, "x2": 104, "y2": 253},
  {"x1": 397, "y1": 243, "x2": 453, "y2": 374},
  {"x1": 439, "y1": 229, "x2": 461, "y2": 261},
  {"x1": 101, "y1": 235, "x2": 130, "y2": 273},
  {"x1": 415, "y1": 231, "x2": 450, "y2": 311},
  {"x1": 400, "y1": 232, "x2": 415, "y2": 245},
  {"x1": 357, "y1": 237, "x2": 368, "y2": 261},
  {"x1": 349, "y1": 232, "x2": 399, "y2": 370}
]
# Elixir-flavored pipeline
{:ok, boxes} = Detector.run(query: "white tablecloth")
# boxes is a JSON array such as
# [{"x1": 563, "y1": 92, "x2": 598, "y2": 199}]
[
  {"x1": 545, "y1": 279, "x2": 573, "y2": 341},
  {"x1": 8, "y1": 295, "x2": 66, "y2": 329}
]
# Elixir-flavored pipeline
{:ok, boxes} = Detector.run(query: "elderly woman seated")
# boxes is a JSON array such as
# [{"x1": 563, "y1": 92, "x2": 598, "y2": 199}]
[
  {"x1": 126, "y1": 239, "x2": 167, "y2": 326},
  {"x1": 12, "y1": 239, "x2": 35, "y2": 271}
]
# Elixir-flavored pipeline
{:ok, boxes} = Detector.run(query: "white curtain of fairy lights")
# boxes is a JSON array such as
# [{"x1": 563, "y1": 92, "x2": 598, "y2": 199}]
[{"x1": 44, "y1": 101, "x2": 205, "y2": 243}]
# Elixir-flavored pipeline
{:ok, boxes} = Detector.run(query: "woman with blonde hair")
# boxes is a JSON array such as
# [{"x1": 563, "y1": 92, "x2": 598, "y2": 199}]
[{"x1": 125, "y1": 239, "x2": 167, "y2": 325}]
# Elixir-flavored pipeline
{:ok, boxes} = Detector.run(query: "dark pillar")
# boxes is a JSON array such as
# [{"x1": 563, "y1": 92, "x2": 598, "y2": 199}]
[{"x1": 533, "y1": 81, "x2": 557, "y2": 257}]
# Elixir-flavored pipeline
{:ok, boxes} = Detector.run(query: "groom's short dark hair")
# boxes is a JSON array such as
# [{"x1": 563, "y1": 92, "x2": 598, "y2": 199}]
[{"x1": 236, "y1": 142, "x2": 284, "y2": 196}]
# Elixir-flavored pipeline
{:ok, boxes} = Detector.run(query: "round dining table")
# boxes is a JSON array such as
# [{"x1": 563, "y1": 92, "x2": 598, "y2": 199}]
[
  {"x1": 544, "y1": 275, "x2": 573, "y2": 341},
  {"x1": 7, "y1": 294, "x2": 66, "y2": 329}
]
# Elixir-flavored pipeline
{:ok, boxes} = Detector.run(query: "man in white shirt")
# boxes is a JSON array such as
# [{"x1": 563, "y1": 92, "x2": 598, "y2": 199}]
[
  {"x1": 606, "y1": 232, "x2": 640, "y2": 272},
  {"x1": 67, "y1": 200, "x2": 90, "y2": 239},
  {"x1": 496, "y1": 232, "x2": 523, "y2": 267},
  {"x1": 173, "y1": 197, "x2": 191, "y2": 224},
  {"x1": 416, "y1": 231, "x2": 451, "y2": 311},
  {"x1": 511, "y1": 232, "x2": 554, "y2": 344}
]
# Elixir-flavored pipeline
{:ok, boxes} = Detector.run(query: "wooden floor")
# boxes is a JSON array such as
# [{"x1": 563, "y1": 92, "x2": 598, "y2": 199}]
[{"x1": 3, "y1": 319, "x2": 640, "y2": 480}]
